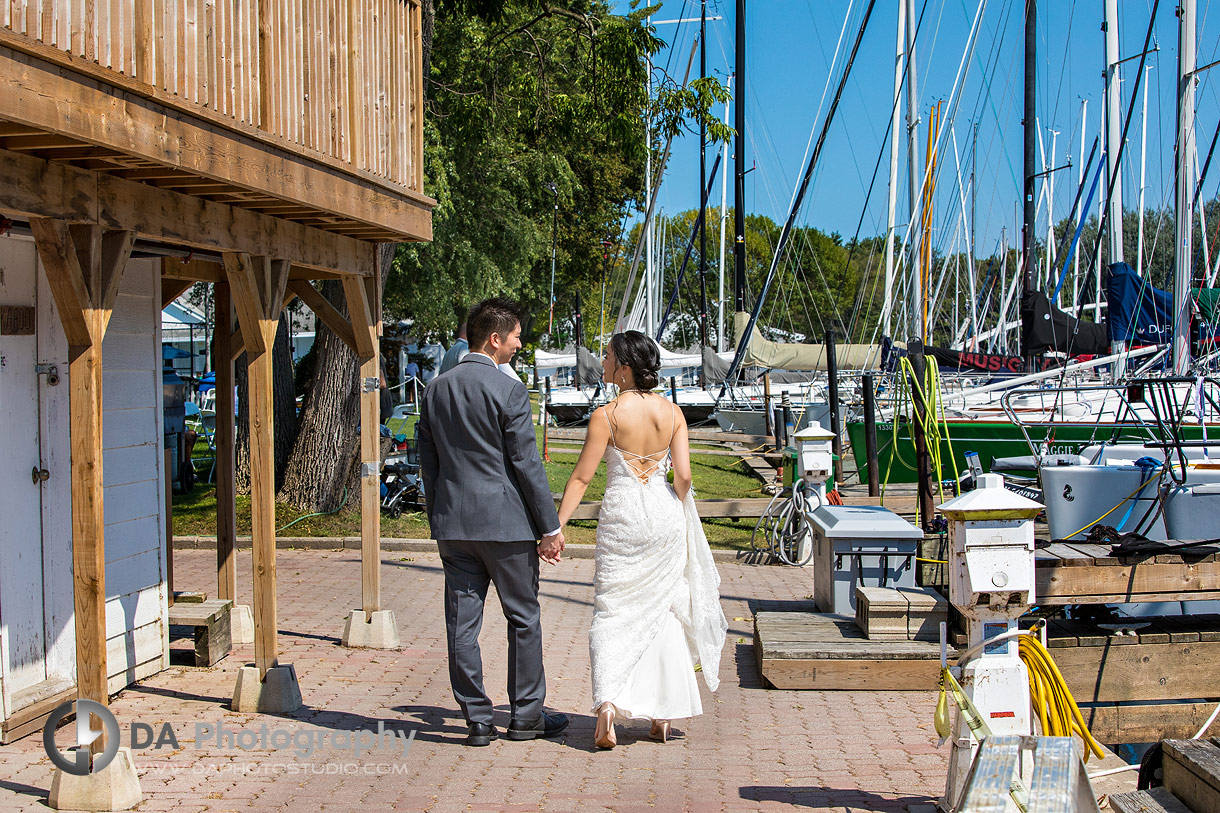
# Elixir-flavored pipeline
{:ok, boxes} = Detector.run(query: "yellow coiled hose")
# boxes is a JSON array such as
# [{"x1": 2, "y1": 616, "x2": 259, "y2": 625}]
[
  {"x1": 1018, "y1": 633, "x2": 1105, "y2": 762},
  {"x1": 935, "y1": 630, "x2": 1106, "y2": 764}
]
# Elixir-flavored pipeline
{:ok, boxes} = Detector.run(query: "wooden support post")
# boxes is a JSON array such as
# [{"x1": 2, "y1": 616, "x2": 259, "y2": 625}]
[
  {"x1": 825, "y1": 330, "x2": 844, "y2": 486},
  {"x1": 342, "y1": 274, "x2": 381, "y2": 615},
  {"x1": 907, "y1": 340, "x2": 937, "y2": 530},
  {"x1": 223, "y1": 252, "x2": 288, "y2": 679},
  {"x1": 863, "y1": 373, "x2": 881, "y2": 497},
  {"x1": 165, "y1": 448, "x2": 174, "y2": 603},
  {"x1": 213, "y1": 282, "x2": 237, "y2": 604},
  {"x1": 30, "y1": 219, "x2": 132, "y2": 756}
]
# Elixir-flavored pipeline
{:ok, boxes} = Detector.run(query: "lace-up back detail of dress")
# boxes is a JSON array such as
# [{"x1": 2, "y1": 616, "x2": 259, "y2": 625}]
[{"x1": 603, "y1": 399, "x2": 678, "y2": 484}]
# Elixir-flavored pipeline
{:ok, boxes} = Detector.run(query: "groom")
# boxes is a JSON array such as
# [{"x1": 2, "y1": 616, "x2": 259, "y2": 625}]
[{"x1": 418, "y1": 297, "x2": 570, "y2": 747}]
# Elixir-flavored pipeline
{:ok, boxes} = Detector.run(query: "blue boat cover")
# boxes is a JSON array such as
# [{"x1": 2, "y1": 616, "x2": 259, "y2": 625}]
[{"x1": 1107, "y1": 262, "x2": 1173, "y2": 344}]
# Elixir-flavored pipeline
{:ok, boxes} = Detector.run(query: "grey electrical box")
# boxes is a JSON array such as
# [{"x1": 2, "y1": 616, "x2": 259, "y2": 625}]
[{"x1": 808, "y1": 504, "x2": 923, "y2": 615}]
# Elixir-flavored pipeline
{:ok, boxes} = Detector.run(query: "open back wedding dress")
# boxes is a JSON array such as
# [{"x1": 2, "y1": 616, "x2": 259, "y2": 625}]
[{"x1": 589, "y1": 409, "x2": 728, "y2": 721}]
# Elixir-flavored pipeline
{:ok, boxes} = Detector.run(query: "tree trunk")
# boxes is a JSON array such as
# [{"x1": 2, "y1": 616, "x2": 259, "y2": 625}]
[
  {"x1": 234, "y1": 313, "x2": 298, "y2": 493},
  {"x1": 276, "y1": 244, "x2": 394, "y2": 512}
]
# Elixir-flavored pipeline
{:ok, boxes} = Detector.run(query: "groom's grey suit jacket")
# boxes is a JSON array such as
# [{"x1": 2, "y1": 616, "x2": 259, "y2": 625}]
[{"x1": 418, "y1": 353, "x2": 559, "y2": 542}]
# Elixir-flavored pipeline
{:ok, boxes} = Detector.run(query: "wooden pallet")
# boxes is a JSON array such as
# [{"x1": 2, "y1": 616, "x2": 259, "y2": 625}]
[
  {"x1": 753, "y1": 611, "x2": 953, "y2": 690},
  {"x1": 1112, "y1": 739, "x2": 1220, "y2": 813}
]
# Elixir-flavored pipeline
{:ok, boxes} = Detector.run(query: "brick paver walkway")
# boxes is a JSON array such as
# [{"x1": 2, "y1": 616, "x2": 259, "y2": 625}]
[{"x1": 0, "y1": 549, "x2": 946, "y2": 812}]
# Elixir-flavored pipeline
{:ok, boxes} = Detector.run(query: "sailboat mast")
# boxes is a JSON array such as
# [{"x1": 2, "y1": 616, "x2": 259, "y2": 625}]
[
  {"x1": 1021, "y1": 0, "x2": 1037, "y2": 354},
  {"x1": 1137, "y1": 65, "x2": 1151, "y2": 277},
  {"x1": 699, "y1": 1, "x2": 708, "y2": 349},
  {"x1": 733, "y1": 0, "x2": 746, "y2": 315},
  {"x1": 645, "y1": 20, "x2": 655, "y2": 339},
  {"x1": 718, "y1": 84, "x2": 730, "y2": 351},
  {"x1": 904, "y1": 0, "x2": 922, "y2": 342},
  {"x1": 1074, "y1": 98, "x2": 1088, "y2": 305},
  {"x1": 882, "y1": 0, "x2": 907, "y2": 340},
  {"x1": 1173, "y1": 0, "x2": 1196, "y2": 374},
  {"x1": 1105, "y1": 0, "x2": 1125, "y2": 264}
]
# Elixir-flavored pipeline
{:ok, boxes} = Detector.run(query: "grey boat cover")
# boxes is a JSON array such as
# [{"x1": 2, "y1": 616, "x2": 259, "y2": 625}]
[
  {"x1": 576, "y1": 346, "x2": 603, "y2": 388},
  {"x1": 731, "y1": 312, "x2": 890, "y2": 371}
]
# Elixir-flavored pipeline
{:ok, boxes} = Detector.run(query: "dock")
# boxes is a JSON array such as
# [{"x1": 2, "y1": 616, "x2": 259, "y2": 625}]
[{"x1": 754, "y1": 610, "x2": 954, "y2": 691}]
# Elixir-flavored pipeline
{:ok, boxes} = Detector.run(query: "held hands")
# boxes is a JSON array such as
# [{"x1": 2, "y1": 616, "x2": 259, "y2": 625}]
[{"x1": 538, "y1": 529, "x2": 565, "y2": 565}]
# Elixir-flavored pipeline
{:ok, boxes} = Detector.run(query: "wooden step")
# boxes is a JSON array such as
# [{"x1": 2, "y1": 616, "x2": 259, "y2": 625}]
[
  {"x1": 1163, "y1": 739, "x2": 1220, "y2": 813},
  {"x1": 1110, "y1": 787, "x2": 1197, "y2": 813},
  {"x1": 753, "y1": 611, "x2": 955, "y2": 691},
  {"x1": 168, "y1": 599, "x2": 232, "y2": 667},
  {"x1": 854, "y1": 586, "x2": 948, "y2": 642}
]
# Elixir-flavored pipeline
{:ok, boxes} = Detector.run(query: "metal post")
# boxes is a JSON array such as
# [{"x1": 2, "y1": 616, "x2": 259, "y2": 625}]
[
  {"x1": 863, "y1": 373, "x2": 880, "y2": 496},
  {"x1": 825, "y1": 330, "x2": 844, "y2": 486},
  {"x1": 733, "y1": 0, "x2": 746, "y2": 314},
  {"x1": 1173, "y1": 0, "x2": 1197, "y2": 374},
  {"x1": 908, "y1": 340, "x2": 936, "y2": 530}
]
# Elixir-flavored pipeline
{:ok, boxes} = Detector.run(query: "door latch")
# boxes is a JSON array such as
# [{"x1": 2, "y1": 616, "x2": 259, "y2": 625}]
[
  {"x1": 31, "y1": 466, "x2": 50, "y2": 484},
  {"x1": 35, "y1": 363, "x2": 59, "y2": 386}
]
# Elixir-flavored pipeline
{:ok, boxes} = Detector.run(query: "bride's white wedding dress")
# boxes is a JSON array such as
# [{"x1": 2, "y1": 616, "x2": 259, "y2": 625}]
[{"x1": 589, "y1": 414, "x2": 728, "y2": 721}]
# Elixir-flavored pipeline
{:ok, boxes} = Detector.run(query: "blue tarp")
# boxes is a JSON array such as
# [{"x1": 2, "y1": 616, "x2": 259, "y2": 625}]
[{"x1": 1107, "y1": 262, "x2": 1173, "y2": 344}]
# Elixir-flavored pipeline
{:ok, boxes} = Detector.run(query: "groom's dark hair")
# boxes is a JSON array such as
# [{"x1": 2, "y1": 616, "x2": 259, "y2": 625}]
[{"x1": 467, "y1": 297, "x2": 523, "y2": 350}]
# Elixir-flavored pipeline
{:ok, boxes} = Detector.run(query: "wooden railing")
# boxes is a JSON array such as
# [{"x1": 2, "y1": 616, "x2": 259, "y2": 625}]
[{"x1": 0, "y1": 0, "x2": 423, "y2": 193}]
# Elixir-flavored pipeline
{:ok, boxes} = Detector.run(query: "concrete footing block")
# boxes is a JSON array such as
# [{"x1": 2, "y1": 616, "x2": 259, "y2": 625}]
[
  {"x1": 231, "y1": 664, "x2": 303, "y2": 713},
  {"x1": 48, "y1": 747, "x2": 142, "y2": 811},
  {"x1": 342, "y1": 610, "x2": 401, "y2": 649},
  {"x1": 229, "y1": 604, "x2": 254, "y2": 645}
]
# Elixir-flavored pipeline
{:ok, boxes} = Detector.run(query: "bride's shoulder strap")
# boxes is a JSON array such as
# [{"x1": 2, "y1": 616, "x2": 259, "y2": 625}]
[{"x1": 601, "y1": 403, "x2": 617, "y2": 446}]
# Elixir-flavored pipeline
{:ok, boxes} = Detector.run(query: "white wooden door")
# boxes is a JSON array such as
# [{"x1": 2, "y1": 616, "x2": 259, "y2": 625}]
[{"x1": 0, "y1": 236, "x2": 73, "y2": 720}]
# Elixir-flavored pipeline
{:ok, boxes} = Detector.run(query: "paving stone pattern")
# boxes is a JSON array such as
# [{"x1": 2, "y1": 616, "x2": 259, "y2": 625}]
[{"x1": 0, "y1": 549, "x2": 947, "y2": 812}]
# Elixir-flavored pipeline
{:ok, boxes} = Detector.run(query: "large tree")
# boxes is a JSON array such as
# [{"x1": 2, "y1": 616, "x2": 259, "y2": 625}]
[{"x1": 270, "y1": 1, "x2": 727, "y2": 512}]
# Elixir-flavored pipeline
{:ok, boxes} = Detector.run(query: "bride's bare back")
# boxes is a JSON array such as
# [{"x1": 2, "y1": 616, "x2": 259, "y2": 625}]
[
  {"x1": 604, "y1": 393, "x2": 683, "y2": 480},
  {"x1": 557, "y1": 391, "x2": 693, "y2": 526}
]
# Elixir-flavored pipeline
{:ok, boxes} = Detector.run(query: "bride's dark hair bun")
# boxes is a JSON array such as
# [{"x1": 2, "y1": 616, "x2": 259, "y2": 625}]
[{"x1": 611, "y1": 330, "x2": 661, "y2": 390}]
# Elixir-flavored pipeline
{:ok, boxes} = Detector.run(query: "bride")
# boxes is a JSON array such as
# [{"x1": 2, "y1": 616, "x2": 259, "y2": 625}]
[{"x1": 557, "y1": 331, "x2": 727, "y2": 749}]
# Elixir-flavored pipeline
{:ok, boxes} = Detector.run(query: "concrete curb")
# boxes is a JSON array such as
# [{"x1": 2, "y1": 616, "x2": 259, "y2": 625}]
[{"x1": 171, "y1": 535, "x2": 764, "y2": 564}]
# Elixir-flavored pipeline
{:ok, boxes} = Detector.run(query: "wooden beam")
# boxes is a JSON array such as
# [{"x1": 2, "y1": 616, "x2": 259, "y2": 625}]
[
  {"x1": 98, "y1": 229, "x2": 136, "y2": 329},
  {"x1": 161, "y1": 276, "x2": 195, "y2": 309},
  {"x1": 287, "y1": 280, "x2": 358, "y2": 354},
  {"x1": 213, "y1": 283, "x2": 238, "y2": 604},
  {"x1": 360, "y1": 349, "x2": 381, "y2": 614},
  {"x1": 29, "y1": 219, "x2": 92, "y2": 347},
  {"x1": 29, "y1": 219, "x2": 134, "y2": 748},
  {"x1": 0, "y1": 41, "x2": 434, "y2": 241},
  {"x1": 267, "y1": 259, "x2": 290, "y2": 320},
  {"x1": 246, "y1": 317, "x2": 278, "y2": 678},
  {"x1": 161, "y1": 258, "x2": 225, "y2": 283},
  {"x1": 223, "y1": 253, "x2": 269, "y2": 357},
  {"x1": 0, "y1": 147, "x2": 376, "y2": 276},
  {"x1": 341, "y1": 274, "x2": 376, "y2": 361}
]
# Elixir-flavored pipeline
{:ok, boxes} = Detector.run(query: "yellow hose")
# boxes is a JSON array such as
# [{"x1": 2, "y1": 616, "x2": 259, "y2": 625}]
[{"x1": 1018, "y1": 634, "x2": 1105, "y2": 762}]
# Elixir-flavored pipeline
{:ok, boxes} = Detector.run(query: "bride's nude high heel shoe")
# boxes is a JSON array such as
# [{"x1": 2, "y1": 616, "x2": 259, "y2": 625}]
[
  {"x1": 594, "y1": 703, "x2": 617, "y2": 749},
  {"x1": 648, "y1": 720, "x2": 671, "y2": 743}
]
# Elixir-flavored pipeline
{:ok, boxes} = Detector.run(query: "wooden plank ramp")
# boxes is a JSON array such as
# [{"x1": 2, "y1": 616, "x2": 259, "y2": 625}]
[{"x1": 753, "y1": 611, "x2": 955, "y2": 691}]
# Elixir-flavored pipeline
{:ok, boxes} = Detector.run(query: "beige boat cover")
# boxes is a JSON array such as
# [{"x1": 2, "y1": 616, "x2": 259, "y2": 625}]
[{"x1": 732, "y1": 312, "x2": 894, "y2": 371}]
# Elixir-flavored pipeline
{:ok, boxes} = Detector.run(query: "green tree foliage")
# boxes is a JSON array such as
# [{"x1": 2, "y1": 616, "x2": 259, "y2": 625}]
[{"x1": 386, "y1": 1, "x2": 729, "y2": 344}]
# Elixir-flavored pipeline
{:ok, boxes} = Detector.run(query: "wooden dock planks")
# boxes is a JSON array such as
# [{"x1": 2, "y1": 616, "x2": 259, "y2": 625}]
[
  {"x1": 754, "y1": 611, "x2": 953, "y2": 691},
  {"x1": 1036, "y1": 542, "x2": 1220, "y2": 604}
]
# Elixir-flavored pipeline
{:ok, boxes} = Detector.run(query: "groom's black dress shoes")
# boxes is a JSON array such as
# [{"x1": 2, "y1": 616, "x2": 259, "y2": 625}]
[
  {"x1": 466, "y1": 722, "x2": 498, "y2": 747},
  {"x1": 505, "y1": 711, "x2": 570, "y2": 740}
]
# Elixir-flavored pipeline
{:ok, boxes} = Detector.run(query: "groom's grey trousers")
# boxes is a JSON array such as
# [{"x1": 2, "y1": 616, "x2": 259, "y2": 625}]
[
  {"x1": 437, "y1": 540, "x2": 544, "y2": 725},
  {"x1": 417, "y1": 352, "x2": 561, "y2": 727}
]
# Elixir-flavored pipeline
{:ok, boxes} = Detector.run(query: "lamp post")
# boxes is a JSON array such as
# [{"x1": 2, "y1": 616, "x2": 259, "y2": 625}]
[{"x1": 545, "y1": 182, "x2": 559, "y2": 340}]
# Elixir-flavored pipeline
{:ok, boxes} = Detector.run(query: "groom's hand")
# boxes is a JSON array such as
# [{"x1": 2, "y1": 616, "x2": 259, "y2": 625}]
[{"x1": 538, "y1": 530, "x2": 564, "y2": 564}]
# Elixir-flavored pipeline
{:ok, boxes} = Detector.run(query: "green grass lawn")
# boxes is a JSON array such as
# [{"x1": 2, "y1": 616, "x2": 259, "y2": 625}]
[{"x1": 174, "y1": 397, "x2": 764, "y2": 550}]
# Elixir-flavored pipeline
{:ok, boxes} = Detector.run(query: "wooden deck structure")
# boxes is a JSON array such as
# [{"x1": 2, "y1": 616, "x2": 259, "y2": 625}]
[{"x1": 0, "y1": 0, "x2": 431, "y2": 752}]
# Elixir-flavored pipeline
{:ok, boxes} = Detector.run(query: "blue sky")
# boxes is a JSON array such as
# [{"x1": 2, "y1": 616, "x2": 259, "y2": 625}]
[{"x1": 613, "y1": 0, "x2": 1217, "y2": 261}]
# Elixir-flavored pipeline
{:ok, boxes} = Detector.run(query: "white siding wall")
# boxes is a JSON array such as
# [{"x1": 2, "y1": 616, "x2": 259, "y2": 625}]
[{"x1": 102, "y1": 258, "x2": 169, "y2": 692}]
